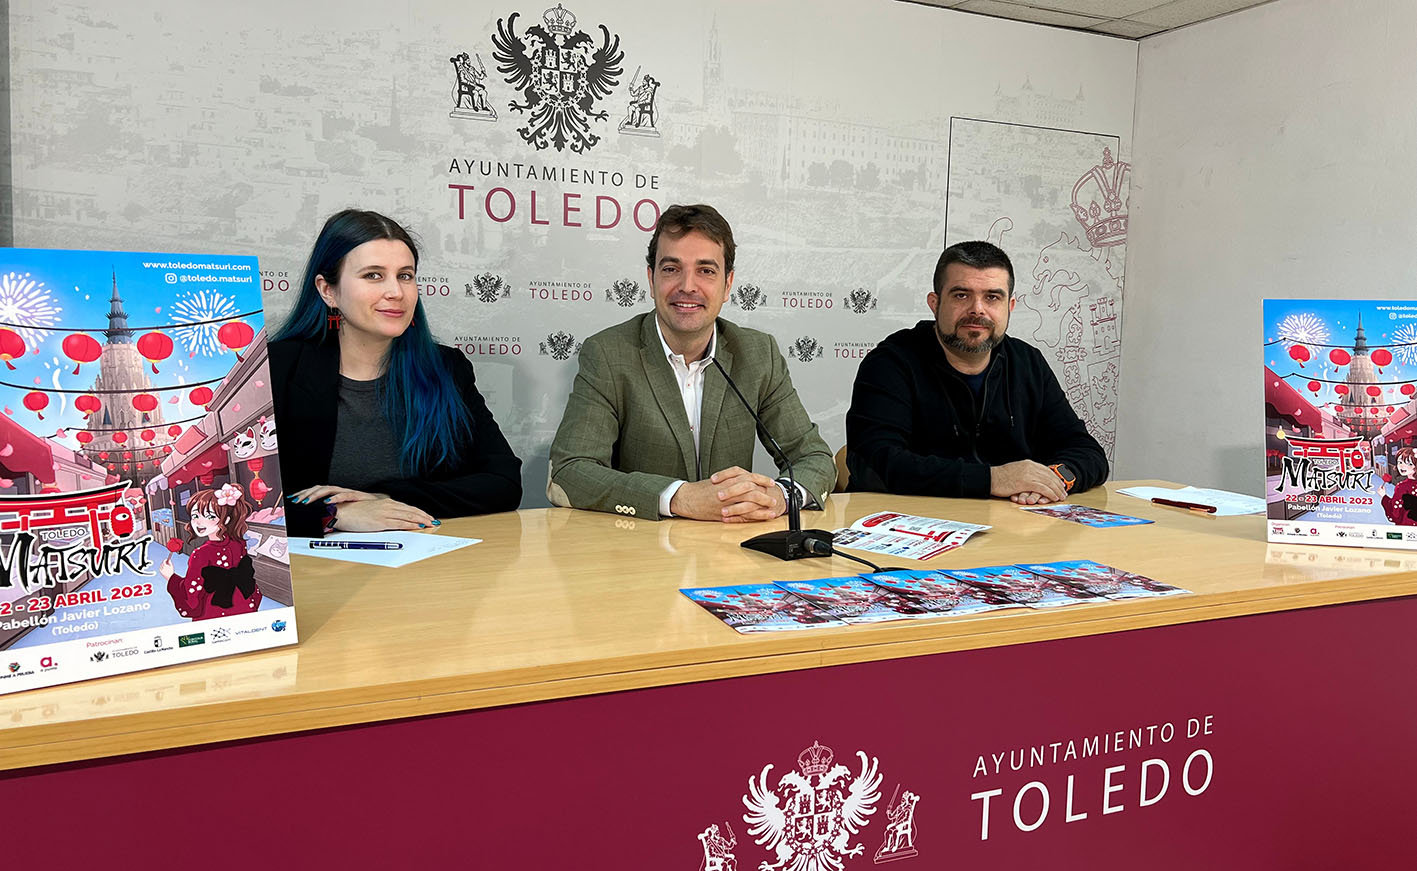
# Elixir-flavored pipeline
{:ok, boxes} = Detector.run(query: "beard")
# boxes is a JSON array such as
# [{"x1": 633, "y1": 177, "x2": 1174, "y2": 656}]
[{"x1": 937, "y1": 316, "x2": 1003, "y2": 355}]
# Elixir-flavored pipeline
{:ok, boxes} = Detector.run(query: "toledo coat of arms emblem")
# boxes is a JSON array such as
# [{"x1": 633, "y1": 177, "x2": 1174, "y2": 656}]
[{"x1": 492, "y1": 4, "x2": 624, "y2": 153}]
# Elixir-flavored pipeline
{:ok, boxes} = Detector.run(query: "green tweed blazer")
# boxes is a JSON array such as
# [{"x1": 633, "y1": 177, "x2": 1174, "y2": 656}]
[{"x1": 547, "y1": 313, "x2": 835, "y2": 519}]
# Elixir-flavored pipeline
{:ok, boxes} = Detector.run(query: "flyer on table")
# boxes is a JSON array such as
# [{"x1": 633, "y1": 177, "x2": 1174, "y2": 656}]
[
  {"x1": 0, "y1": 248, "x2": 295, "y2": 695},
  {"x1": 1265, "y1": 299, "x2": 1417, "y2": 550}
]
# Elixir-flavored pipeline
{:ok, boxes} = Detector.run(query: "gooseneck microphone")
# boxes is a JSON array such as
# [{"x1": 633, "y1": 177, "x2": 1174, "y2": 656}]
[{"x1": 710, "y1": 357, "x2": 835, "y2": 561}]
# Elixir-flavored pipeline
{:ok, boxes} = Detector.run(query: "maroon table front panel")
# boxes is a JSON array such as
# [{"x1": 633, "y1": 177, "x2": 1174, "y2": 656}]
[{"x1": 8, "y1": 597, "x2": 1416, "y2": 870}]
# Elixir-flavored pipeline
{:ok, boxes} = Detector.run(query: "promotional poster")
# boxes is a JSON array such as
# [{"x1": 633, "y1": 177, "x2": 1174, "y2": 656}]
[
  {"x1": 0, "y1": 249, "x2": 296, "y2": 694},
  {"x1": 1265, "y1": 299, "x2": 1417, "y2": 549}
]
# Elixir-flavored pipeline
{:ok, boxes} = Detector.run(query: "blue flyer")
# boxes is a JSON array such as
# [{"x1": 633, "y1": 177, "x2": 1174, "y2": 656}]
[
  {"x1": 1016, "y1": 560, "x2": 1186, "y2": 599},
  {"x1": 942, "y1": 564, "x2": 1107, "y2": 609},
  {"x1": 680, "y1": 584, "x2": 847, "y2": 633},
  {"x1": 1019, "y1": 503, "x2": 1153, "y2": 528},
  {"x1": 776, "y1": 576, "x2": 928, "y2": 624}
]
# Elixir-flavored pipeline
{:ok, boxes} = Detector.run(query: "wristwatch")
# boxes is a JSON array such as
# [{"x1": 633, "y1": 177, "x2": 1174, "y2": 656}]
[{"x1": 1049, "y1": 463, "x2": 1077, "y2": 493}]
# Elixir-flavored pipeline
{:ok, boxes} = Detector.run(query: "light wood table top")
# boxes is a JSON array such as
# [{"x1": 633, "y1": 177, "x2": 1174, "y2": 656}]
[{"x1": 3, "y1": 481, "x2": 1415, "y2": 771}]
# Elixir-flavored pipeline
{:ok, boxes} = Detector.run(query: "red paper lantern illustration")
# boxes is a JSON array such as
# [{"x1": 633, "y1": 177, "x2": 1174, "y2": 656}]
[
  {"x1": 199, "y1": 471, "x2": 215, "y2": 486},
  {"x1": 189, "y1": 386, "x2": 214, "y2": 407},
  {"x1": 0, "y1": 329, "x2": 25, "y2": 370},
  {"x1": 140, "y1": 429, "x2": 156, "y2": 443},
  {"x1": 75, "y1": 394, "x2": 101, "y2": 416},
  {"x1": 1372, "y1": 349, "x2": 1393, "y2": 369},
  {"x1": 249, "y1": 478, "x2": 271, "y2": 502},
  {"x1": 218, "y1": 322, "x2": 255, "y2": 360},
  {"x1": 131, "y1": 393, "x2": 158, "y2": 413},
  {"x1": 1307, "y1": 380, "x2": 1321, "y2": 393},
  {"x1": 1367, "y1": 385, "x2": 1383, "y2": 397},
  {"x1": 145, "y1": 449, "x2": 155, "y2": 457},
  {"x1": 1387, "y1": 406, "x2": 1395, "y2": 414},
  {"x1": 136, "y1": 331, "x2": 174, "y2": 373},
  {"x1": 22, "y1": 391, "x2": 47, "y2": 420},
  {"x1": 163, "y1": 445, "x2": 172, "y2": 453},
  {"x1": 113, "y1": 431, "x2": 128, "y2": 444},
  {"x1": 76, "y1": 431, "x2": 93, "y2": 445},
  {"x1": 168, "y1": 424, "x2": 182, "y2": 437},
  {"x1": 122, "y1": 451, "x2": 133, "y2": 459},
  {"x1": 1335, "y1": 384, "x2": 1349, "y2": 396},
  {"x1": 248, "y1": 456, "x2": 265, "y2": 473},
  {"x1": 1329, "y1": 348, "x2": 1351, "y2": 366},
  {"x1": 1334, "y1": 405, "x2": 1344, "y2": 413},
  {"x1": 1288, "y1": 345, "x2": 1310, "y2": 367},
  {"x1": 61, "y1": 333, "x2": 102, "y2": 374},
  {"x1": 98, "y1": 451, "x2": 109, "y2": 460}
]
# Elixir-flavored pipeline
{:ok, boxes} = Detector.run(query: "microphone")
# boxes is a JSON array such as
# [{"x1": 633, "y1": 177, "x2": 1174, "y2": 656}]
[{"x1": 710, "y1": 357, "x2": 835, "y2": 561}]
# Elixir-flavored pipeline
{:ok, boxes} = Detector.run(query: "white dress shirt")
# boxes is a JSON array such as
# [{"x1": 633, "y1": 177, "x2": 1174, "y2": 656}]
[{"x1": 654, "y1": 320, "x2": 803, "y2": 518}]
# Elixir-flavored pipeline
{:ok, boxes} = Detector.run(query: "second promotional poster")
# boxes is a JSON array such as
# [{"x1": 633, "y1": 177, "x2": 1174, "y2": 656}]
[{"x1": 1265, "y1": 298, "x2": 1417, "y2": 549}]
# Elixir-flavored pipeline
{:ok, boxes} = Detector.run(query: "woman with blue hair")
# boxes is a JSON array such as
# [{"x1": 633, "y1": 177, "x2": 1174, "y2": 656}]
[{"x1": 270, "y1": 209, "x2": 521, "y2": 536}]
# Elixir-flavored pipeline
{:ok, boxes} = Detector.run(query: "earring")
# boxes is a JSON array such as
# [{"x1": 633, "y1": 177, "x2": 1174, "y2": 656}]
[{"x1": 326, "y1": 306, "x2": 342, "y2": 331}]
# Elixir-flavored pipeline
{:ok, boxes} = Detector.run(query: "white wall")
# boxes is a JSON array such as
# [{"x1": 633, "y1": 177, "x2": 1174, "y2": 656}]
[
  {"x1": 10, "y1": 1, "x2": 1137, "y2": 505},
  {"x1": 1119, "y1": 0, "x2": 1417, "y2": 492}
]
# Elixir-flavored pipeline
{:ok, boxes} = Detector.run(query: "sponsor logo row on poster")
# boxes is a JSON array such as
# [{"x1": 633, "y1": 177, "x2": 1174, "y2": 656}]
[{"x1": 0, "y1": 616, "x2": 290, "y2": 690}]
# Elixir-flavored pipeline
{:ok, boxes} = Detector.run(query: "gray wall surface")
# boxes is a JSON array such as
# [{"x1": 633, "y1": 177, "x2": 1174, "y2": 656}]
[{"x1": 1117, "y1": 0, "x2": 1417, "y2": 493}]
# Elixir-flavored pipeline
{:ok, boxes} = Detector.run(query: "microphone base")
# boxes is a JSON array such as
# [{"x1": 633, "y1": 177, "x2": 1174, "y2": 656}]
[{"x1": 740, "y1": 529, "x2": 836, "y2": 562}]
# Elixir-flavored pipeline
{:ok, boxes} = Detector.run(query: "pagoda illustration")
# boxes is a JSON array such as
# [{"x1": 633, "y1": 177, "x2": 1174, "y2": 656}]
[
  {"x1": 1338, "y1": 315, "x2": 1382, "y2": 439},
  {"x1": 83, "y1": 271, "x2": 173, "y2": 485}
]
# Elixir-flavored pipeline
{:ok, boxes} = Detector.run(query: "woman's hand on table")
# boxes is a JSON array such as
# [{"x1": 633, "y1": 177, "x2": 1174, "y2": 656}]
[{"x1": 289, "y1": 485, "x2": 439, "y2": 532}]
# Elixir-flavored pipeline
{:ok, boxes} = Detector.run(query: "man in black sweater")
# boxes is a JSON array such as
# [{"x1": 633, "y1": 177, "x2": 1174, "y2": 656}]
[{"x1": 845, "y1": 241, "x2": 1107, "y2": 503}]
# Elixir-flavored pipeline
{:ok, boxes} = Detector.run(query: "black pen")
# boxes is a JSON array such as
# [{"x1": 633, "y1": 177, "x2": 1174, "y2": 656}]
[{"x1": 309, "y1": 540, "x2": 404, "y2": 550}]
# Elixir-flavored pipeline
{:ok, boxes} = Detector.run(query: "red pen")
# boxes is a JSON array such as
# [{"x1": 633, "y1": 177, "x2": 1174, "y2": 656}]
[
  {"x1": 1151, "y1": 497, "x2": 1217, "y2": 514},
  {"x1": 888, "y1": 526, "x2": 948, "y2": 541}
]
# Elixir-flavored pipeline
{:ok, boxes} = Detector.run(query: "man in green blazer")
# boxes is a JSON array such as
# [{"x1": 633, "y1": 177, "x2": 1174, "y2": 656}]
[{"x1": 548, "y1": 204, "x2": 835, "y2": 521}]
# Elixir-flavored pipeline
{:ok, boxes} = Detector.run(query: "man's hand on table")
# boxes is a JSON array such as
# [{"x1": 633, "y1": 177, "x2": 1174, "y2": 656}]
[
  {"x1": 670, "y1": 466, "x2": 787, "y2": 522},
  {"x1": 991, "y1": 460, "x2": 1067, "y2": 504}
]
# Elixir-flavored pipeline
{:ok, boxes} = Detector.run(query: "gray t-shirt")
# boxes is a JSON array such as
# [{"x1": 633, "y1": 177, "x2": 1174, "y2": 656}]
[{"x1": 327, "y1": 375, "x2": 404, "y2": 492}]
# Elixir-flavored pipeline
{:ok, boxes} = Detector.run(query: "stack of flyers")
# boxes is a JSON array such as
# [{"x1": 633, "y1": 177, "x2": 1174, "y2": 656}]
[
  {"x1": 860, "y1": 570, "x2": 1012, "y2": 616},
  {"x1": 942, "y1": 565, "x2": 1110, "y2": 608},
  {"x1": 831, "y1": 511, "x2": 990, "y2": 560},
  {"x1": 776, "y1": 576, "x2": 930, "y2": 623},
  {"x1": 1016, "y1": 560, "x2": 1186, "y2": 599},
  {"x1": 1019, "y1": 504, "x2": 1153, "y2": 528},
  {"x1": 680, "y1": 584, "x2": 847, "y2": 633}
]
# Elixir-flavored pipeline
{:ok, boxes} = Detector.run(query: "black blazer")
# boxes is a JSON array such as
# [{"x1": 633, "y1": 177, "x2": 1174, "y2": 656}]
[{"x1": 268, "y1": 336, "x2": 522, "y2": 536}]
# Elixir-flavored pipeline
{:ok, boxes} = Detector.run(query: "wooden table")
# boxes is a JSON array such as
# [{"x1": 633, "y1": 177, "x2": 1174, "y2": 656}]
[
  {"x1": 3, "y1": 481, "x2": 1414, "y2": 770},
  {"x1": 3, "y1": 482, "x2": 1415, "y2": 868}
]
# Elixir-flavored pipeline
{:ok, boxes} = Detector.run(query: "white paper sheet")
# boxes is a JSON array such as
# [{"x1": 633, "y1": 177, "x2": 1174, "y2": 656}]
[
  {"x1": 288, "y1": 531, "x2": 481, "y2": 567},
  {"x1": 1115, "y1": 485, "x2": 1265, "y2": 516}
]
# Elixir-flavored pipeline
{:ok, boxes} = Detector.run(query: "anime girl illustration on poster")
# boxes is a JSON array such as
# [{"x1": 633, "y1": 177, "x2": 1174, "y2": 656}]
[
  {"x1": 1265, "y1": 300, "x2": 1417, "y2": 549},
  {"x1": 160, "y1": 483, "x2": 262, "y2": 619},
  {"x1": 0, "y1": 248, "x2": 296, "y2": 695}
]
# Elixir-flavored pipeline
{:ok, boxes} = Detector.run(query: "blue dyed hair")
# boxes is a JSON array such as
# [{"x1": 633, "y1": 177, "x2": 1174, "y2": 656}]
[{"x1": 273, "y1": 209, "x2": 474, "y2": 476}]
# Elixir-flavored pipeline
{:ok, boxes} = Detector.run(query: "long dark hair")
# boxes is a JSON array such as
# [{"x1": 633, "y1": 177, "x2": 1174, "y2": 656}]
[{"x1": 273, "y1": 209, "x2": 474, "y2": 475}]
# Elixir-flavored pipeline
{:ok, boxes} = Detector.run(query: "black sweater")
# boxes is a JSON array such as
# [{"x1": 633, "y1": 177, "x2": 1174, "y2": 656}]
[
  {"x1": 845, "y1": 321, "x2": 1108, "y2": 497},
  {"x1": 268, "y1": 337, "x2": 522, "y2": 536}
]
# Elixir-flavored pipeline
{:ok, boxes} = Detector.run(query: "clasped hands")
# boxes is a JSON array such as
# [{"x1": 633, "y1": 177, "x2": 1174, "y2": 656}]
[
  {"x1": 670, "y1": 466, "x2": 788, "y2": 523},
  {"x1": 290, "y1": 485, "x2": 440, "y2": 531},
  {"x1": 990, "y1": 459, "x2": 1068, "y2": 505}
]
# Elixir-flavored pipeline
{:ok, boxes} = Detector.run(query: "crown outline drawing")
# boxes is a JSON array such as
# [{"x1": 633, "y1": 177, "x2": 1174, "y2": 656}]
[
  {"x1": 543, "y1": 3, "x2": 576, "y2": 37},
  {"x1": 797, "y1": 740, "x2": 834, "y2": 777},
  {"x1": 1071, "y1": 147, "x2": 1130, "y2": 248}
]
